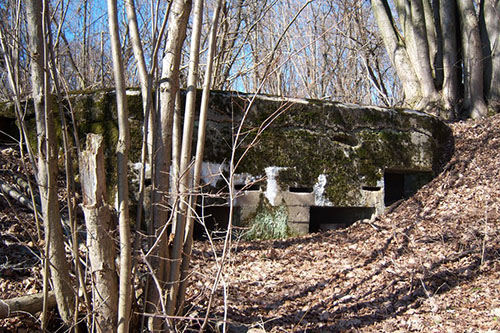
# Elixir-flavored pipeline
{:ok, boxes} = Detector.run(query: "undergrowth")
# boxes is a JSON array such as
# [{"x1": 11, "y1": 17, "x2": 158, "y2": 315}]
[{"x1": 244, "y1": 202, "x2": 289, "y2": 240}]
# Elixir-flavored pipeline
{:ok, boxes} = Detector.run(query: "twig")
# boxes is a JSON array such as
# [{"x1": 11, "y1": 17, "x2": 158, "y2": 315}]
[{"x1": 481, "y1": 213, "x2": 488, "y2": 266}]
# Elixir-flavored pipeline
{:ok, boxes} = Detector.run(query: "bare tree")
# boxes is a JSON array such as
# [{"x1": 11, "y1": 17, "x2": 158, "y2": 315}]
[
  {"x1": 177, "y1": 0, "x2": 224, "y2": 314},
  {"x1": 204, "y1": 0, "x2": 393, "y2": 105},
  {"x1": 25, "y1": 0, "x2": 74, "y2": 324},
  {"x1": 147, "y1": 0, "x2": 191, "y2": 330},
  {"x1": 372, "y1": 0, "x2": 499, "y2": 119},
  {"x1": 106, "y1": 0, "x2": 132, "y2": 330},
  {"x1": 165, "y1": 0, "x2": 204, "y2": 318}
]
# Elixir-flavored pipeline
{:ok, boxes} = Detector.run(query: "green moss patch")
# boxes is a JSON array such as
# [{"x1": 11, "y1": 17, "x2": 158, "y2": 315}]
[{"x1": 243, "y1": 195, "x2": 290, "y2": 240}]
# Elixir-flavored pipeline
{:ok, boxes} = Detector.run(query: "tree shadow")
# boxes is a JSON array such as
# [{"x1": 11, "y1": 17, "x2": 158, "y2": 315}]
[{"x1": 244, "y1": 235, "x2": 497, "y2": 332}]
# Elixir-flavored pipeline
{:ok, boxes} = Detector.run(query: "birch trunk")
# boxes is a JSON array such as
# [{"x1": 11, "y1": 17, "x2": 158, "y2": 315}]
[{"x1": 80, "y1": 134, "x2": 118, "y2": 332}]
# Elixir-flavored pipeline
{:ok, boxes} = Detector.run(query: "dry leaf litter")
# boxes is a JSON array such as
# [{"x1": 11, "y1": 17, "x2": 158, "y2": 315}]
[{"x1": 0, "y1": 114, "x2": 499, "y2": 332}]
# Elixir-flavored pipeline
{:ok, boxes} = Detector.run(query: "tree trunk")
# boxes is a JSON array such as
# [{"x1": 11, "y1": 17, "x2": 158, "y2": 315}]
[
  {"x1": 457, "y1": 0, "x2": 488, "y2": 118},
  {"x1": 397, "y1": 0, "x2": 439, "y2": 106},
  {"x1": 176, "y1": 0, "x2": 224, "y2": 313},
  {"x1": 166, "y1": 0, "x2": 204, "y2": 317},
  {"x1": 124, "y1": 0, "x2": 155, "y2": 228},
  {"x1": 371, "y1": 0, "x2": 421, "y2": 105},
  {"x1": 480, "y1": 0, "x2": 500, "y2": 103},
  {"x1": 147, "y1": 0, "x2": 191, "y2": 330},
  {"x1": 106, "y1": 0, "x2": 132, "y2": 331},
  {"x1": 372, "y1": 0, "x2": 492, "y2": 119},
  {"x1": 80, "y1": 134, "x2": 118, "y2": 332},
  {"x1": 422, "y1": 0, "x2": 440, "y2": 83},
  {"x1": 25, "y1": 0, "x2": 74, "y2": 324},
  {"x1": 439, "y1": 0, "x2": 460, "y2": 116}
]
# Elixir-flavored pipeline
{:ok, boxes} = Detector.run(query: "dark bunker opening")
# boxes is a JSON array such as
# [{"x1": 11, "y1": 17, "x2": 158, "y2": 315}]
[
  {"x1": 193, "y1": 205, "x2": 237, "y2": 240},
  {"x1": 309, "y1": 206, "x2": 375, "y2": 232},
  {"x1": 384, "y1": 170, "x2": 433, "y2": 206},
  {"x1": 288, "y1": 187, "x2": 313, "y2": 193}
]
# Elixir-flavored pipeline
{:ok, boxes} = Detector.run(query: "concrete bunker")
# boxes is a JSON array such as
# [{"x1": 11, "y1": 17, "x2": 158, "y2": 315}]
[
  {"x1": 231, "y1": 165, "x2": 438, "y2": 236},
  {"x1": 197, "y1": 92, "x2": 453, "y2": 237},
  {"x1": 0, "y1": 90, "x2": 452, "y2": 238}
]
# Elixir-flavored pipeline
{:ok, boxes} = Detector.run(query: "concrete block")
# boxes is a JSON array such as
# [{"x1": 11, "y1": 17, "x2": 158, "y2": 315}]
[
  {"x1": 287, "y1": 206, "x2": 310, "y2": 223},
  {"x1": 234, "y1": 191, "x2": 262, "y2": 207},
  {"x1": 288, "y1": 221, "x2": 309, "y2": 235},
  {"x1": 281, "y1": 192, "x2": 315, "y2": 206},
  {"x1": 238, "y1": 205, "x2": 259, "y2": 223}
]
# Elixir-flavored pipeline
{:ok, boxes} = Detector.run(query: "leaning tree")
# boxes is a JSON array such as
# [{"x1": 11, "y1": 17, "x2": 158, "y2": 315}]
[{"x1": 371, "y1": 0, "x2": 500, "y2": 119}]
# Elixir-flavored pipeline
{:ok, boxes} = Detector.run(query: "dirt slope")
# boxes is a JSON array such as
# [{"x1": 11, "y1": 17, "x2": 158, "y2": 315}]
[
  {"x1": 1, "y1": 115, "x2": 499, "y2": 332},
  {"x1": 188, "y1": 115, "x2": 500, "y2": 332}
]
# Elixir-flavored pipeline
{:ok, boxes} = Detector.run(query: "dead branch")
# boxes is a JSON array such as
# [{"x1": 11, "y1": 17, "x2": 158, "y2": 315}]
[{"x1": 0, "y1": 292, "x2": 56, "y2": 319}]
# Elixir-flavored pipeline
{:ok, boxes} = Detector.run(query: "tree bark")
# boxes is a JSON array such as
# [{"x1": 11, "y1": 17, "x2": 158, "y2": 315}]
[
  {"x1": 373, "y1": 0, "x2": 495, "y2": 119},
  {"x1": 80, "y1": 134, "x2": 118, "y2": 332},
  {"x1": 147, "y1": 0, "x2": 191, "y2": 330},
  {"x1": 124, "y1": 0, "x2": 155, "y2": 228},
  {"x1": 0, "y1": 292, "x2": 57, "y2": 319},
  {"x1": 166, "y1": 0, "x2": 204, "y2": 317},
  {"x1": 176, "y1": 0, "x2": 224, "y2": 313},
  {"x1": 480, "y1": 0, "x2": 500, "y2": 103},
  {"x1": 26, "y1": 0, "x2": 74, "y2": 324},
  {"x1": 422, "y1": 0, "x2": 439, "y2": 82},
  {"x1": 457, "y1": 0, "x2": 488, "y2": 118},
  {"x1": 106, "y1": 0, "x2": 132, "y2": 331},
  {"x1": 371, "y1": 0, "x2": 421, "y2": 105},
  {"x1": 398, "y1": 0, "x2": 439, "y2": 105},
  {"x1": 439, "y1": 0, "x2": 460, "y2": 116}
]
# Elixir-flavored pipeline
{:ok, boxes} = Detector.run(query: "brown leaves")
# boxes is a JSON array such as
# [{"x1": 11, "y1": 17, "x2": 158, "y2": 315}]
[
  {"x1": 187, "y1": 114, "x2": 500, "y2": 331},
  {"x1": 2, "y1": 114, "x2": 500, "y2": 331}
]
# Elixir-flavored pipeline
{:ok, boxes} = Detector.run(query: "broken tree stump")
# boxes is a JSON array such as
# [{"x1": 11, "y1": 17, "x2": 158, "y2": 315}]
[{"x1": 79, "y1": 133, "x2": 118, "y2": 332}]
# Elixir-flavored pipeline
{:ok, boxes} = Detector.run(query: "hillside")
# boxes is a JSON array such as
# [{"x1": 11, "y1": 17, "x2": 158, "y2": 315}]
[
  {"x1": 187, "y1": 114, "x2": 500, "y2": 332},
  {"x1": 1, "y1": 114, "x2": 499, "y2": 332}
]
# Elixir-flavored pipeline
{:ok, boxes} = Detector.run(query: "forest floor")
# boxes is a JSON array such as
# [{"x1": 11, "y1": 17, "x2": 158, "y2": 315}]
[{"x1": 0, "y1": 113, "x2": 499, "y2": 332}]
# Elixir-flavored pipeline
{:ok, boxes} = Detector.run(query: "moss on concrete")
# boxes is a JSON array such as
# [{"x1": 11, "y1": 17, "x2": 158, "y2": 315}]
[
  {"x1": 242, "y1": 194, "x2": 290, "y2": 240},
  {"x1": 226, "y1": 97, "x2": 451, "y2": 206},
  {"x1": 0, "y1": 90, "x2": 453, "y2": 210}
]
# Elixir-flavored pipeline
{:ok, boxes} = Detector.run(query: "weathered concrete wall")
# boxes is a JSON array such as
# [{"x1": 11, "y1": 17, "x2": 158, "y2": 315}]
[
  {"x1": 205, "y1": 93, "x2": 452, "y2": 235},
  {"x1": 0, "y1": 90, "x2": 453, "y2": 236}
]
